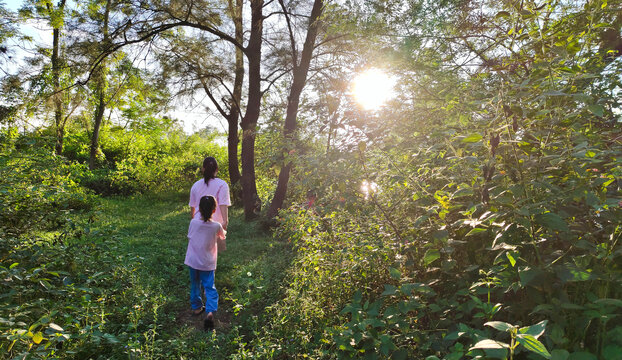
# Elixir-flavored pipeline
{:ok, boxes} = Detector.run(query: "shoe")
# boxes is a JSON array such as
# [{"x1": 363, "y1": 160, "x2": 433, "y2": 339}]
[
  {"x1": 192, "y1": 307, "x2": 205, "y2": 316},
  {"x1": 204, "y1": 312, "x2": 214, "y2": 331}
]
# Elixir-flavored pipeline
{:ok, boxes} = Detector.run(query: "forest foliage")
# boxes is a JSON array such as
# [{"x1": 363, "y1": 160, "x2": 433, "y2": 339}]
[{"x1": 1, "y1": 0, "x2": 622, "y2": 359}]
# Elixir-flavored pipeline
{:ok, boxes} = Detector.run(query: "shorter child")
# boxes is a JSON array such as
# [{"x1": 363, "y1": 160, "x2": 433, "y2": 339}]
[{"x1": 184, "y1": 195, "x2": 226, "y2": 330}]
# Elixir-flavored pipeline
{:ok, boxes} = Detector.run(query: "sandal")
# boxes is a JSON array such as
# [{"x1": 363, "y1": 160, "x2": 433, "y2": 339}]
[{"x1": 192, "y1": 307, "x2": 205, "y2": 316}]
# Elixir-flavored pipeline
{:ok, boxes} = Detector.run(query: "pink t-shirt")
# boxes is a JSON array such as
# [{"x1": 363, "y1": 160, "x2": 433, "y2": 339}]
[
  {"x1": 189, "y1": 178, "x2": 231, "y2": 225},
  {"x1": 185, "y1": 219, "x2": 226, "y2": 271}
]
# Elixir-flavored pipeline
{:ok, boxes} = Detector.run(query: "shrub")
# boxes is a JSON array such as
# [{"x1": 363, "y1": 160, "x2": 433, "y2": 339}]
[{"x1": 0, "y1": 141, "x2": 93, "y2": 235}]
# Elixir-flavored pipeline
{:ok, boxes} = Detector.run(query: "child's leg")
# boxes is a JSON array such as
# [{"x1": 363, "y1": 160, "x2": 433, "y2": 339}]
[
  {"x1": 199, "y1": 270, "x2": 218, "y2": 313},
  {"x1": 188, "y1": 267, "x2": 204, "y2": 310}
]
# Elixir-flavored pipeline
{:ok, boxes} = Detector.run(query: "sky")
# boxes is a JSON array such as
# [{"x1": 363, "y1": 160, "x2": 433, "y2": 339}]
[{"x1": 3, "y1": 0, "x2": 221, "y2": 135}]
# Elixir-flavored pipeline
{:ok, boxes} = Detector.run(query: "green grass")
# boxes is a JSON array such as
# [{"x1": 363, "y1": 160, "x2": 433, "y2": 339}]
[
  {"x1": 0, "y1": 191, "x2": 291, "y2": 358},
  {"x1": 1, "y1": 190, "x2": 293, "y2": 359},
  {"x1": 83, "y1": 192, "x2": 293, "y2": 359}
]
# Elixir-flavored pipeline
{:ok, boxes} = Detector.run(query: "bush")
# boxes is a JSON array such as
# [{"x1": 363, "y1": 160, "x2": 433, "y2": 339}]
[
  {"x1": 0, "y1": 141, "x2": 93, "y2": 235},
  {"x1": 249, "y1": 2, "x2": 622, "y2": 357},
  {"x1": 75, "y1": 124, "x2": 229, "y2": 196}
]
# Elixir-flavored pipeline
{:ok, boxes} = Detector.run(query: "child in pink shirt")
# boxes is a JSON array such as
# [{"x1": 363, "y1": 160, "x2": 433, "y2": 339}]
[{"x1": 184, "y1": 195, "x2": 226, "y2": 330}]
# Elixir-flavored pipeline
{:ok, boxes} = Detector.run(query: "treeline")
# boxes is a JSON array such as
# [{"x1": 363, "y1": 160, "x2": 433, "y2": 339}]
[
  {"x1": 2, "y1": 0, "x2": 622, "y2": 359},
  {"x1": 1, "y1": 0, "x2": 332, "y2": 219}
]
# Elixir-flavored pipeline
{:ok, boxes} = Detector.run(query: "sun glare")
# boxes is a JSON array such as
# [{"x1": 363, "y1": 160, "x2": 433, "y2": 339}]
[
  {"x1": 352, "y1": 68, "x2": 395, "y2": 111},
  {"x1": 361, "y1": 180, "x2": 378, "y2": 200}
]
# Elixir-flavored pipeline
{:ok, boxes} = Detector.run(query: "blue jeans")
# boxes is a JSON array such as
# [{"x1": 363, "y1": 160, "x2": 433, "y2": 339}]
[{"x1": 188, "y1": 267, "x2": 218, "y2": 313}]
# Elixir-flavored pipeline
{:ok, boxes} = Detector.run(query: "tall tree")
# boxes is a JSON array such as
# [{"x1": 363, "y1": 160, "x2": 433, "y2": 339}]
[
  {"x1": 266, "y1": 0, "x2": 325, "y2": 219},
  {"x1": 226, "y1": 0, "x2": 244, "y2": 201},
  {"x1": 88, "y1": 0, "x2": 111, "y2": 170},
  {"x1": 0, "y1": 2, "x2": 17, "y2": 75},
  {"x1": 239, "y1": 0, "x2": 264, "y2": 219},
  {"x1": 49, "y1": 0, "x2": 67, "y2": 155},
  {"x1": 157, "y1": 0, "x2": 245, "y2": 202},
  {"x1": 19, "y1": 0, "x2": 81, "y2": 154},
  {"x1": 106, "y1": 0, "x2": 265, "y2": 219}
]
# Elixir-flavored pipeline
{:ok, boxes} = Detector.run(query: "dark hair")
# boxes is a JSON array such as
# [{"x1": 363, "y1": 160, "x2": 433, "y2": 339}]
[
  {"x1": 203, "y1": 157, "x2": 218, "y2": 185},
  {"x1": 199, "y1": 195, "x2": 217, "y2": 222}
]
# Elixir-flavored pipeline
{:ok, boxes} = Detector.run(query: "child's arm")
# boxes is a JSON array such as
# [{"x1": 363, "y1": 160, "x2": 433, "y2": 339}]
[
  {"x1": 217, "y1": 225, "x2": 227, "y2": 252},
  {"x1": 220, "y1": 205, "x2": 229, "y2": 230}
]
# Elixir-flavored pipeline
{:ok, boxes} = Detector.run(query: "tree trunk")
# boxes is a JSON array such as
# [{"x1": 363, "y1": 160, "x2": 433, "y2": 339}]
[
  {"x1": 89, "y1": 85, "x2": 105, "y2": 169},
  {"x1": 89, "y1": 0, "x2": 110, "y2": 170},
  {"x1": 49, "y1": 0, "x2": 67, "y2": 155},
  {"x1": 52, "y1": 25, "x2": 64, "y2": 155},
  {"x1": 240, "y1": 0, "x2": 264, "y2": 220},
  {"x1": 227, "y1": 0, "x2": 243, "y2": 202},
  {"x1": 266, "y1": 0, "x2": 324, "y2": 219}
]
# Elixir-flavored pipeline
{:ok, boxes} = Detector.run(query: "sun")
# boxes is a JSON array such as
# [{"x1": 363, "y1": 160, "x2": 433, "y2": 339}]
[{"x1": 351, "y1": 68, "x2": 395, "y2": 111}]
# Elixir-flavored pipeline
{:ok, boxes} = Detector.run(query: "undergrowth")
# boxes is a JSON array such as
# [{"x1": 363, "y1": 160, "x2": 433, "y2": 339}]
[{"x1": 1, "y1": 191, "x2": 293, "y2": 359}]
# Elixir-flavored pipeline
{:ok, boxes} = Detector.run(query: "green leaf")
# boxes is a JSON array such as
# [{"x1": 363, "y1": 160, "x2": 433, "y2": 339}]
[
  {"x1": 423, "y1": 249, "x2": 440, "y2": 265},
  {"x1": 103, "y1": 333, "x2": 120, "y2": 344},
  {"x1": 495, "y1": 11, "x2": 511, "y2": 19},
  {"x1": 594, "y1": 298, "x2": 622, "y2": 307},
  {"x1": 462, "y1": 133, "x2": 483, "y2": 143},
  {"x1": 466, "y1": 228, "x2": 487, "y2": 236},
  {"x1": 470, "y1": 339, "x2": 510, "y2": 350},
  {"x1": 379, "y1": 334, "x2": 395, "y2": 355},
  {"x1": 535, "y1": 212, "x2": 569, "y2": 232},
  {"x1": 519, "y1": 320, "x2": 548, "y2": 339},
  {"x1": 32, "y1": 332, "x2": 43, "y2": 344},
  {"x1": 389, "y1": 267, "x2": 401, "y2": 280},
  {"x1": 49, "y1": 323, "x2": 64, "y2": 332},
  {"x1": 516, "y1": 334, "x2": 551, "y2": 358},
  {"x1": 551, "y1": 349, "x2": 570, "y2": 360},
  {"x1": 567, "y1": 352, "x2": 597, "y2": 360},
  {"x1": 393, "y1": 349, "x2": 409, "y2": 360},
  {"x1": 506, "y1": 252, "x2": 517, "y2": 267},
  {"x1": 519, "y1": 266, "x2": 546, "y2": 287},
  {"x1": 9, "y1": 263, "x2": 19, "y2": 269},
  {"x1": 400, "y1": 283, "x2": 433, "y2": 295},
  {"x1": 382, "y1": 284, "x2": 398, "y2": 296},
  {"x1": 485, "y1": 321, "x2": 514, "y2": 332},
  {"x1": 588, "y1": 104, "x2": 604, "y2": 117},
  {"x1": 603, "y1": 345, "x2": 622, "y2": 360},
  {"x1": 352, "y1": 290, "x2": 362, "y2": 303},
  {"x1": 556, "y1": 264, "x2": 593, "y2": 283},
  {"x1": 39, "y1": 280, "x2": 52, "y2": 290}
]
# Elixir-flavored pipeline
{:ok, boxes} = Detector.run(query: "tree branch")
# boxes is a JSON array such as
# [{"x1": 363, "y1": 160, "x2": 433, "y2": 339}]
[{"x1": 278, "y1": 0, "x2": 298, "y2": 68}]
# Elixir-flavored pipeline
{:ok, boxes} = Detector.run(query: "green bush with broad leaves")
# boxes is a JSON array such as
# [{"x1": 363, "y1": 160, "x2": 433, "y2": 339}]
[
  {"x1": 0, "y1": 131, "x2": 93, "y2": 235},
  {"x1": 250, "y1": 0, "x2": 622, "y2": 359},
  {"x1": 63, "y1": 121, "x2": 229, "y2": 196}
]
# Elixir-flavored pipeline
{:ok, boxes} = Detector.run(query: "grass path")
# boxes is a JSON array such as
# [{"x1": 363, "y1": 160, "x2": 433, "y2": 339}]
[{"x1": 91, "y1": 192, "x2": 293, "y2": 358}]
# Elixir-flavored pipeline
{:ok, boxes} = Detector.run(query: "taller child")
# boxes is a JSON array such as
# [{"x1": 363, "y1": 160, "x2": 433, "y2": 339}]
[
  {"x1": 188, "y1": 157, "x2": 231, "y2": 329},
  {"x1": 189, "y1": 157, "x2": 231, "y2": 230}
]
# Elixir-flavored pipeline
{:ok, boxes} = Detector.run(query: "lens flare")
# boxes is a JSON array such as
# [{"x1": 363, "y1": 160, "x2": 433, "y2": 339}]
[{"x1": 352, "y1": 68, "x2": 395, "y2": 110}]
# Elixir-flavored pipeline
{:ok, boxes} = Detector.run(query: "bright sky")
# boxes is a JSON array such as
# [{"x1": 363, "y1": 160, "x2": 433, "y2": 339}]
[
  {"x1": 4, "y1": 0, "x2": 20, "y2": 11},
  {"x1": 3, "y1": 0, "x2": 220, "y2": 135}
]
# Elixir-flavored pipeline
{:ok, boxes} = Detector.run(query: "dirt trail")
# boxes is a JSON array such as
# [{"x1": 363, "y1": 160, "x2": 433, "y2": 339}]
[{"x1": 175, "y1": 305, "x2": 233, "y2": 332}]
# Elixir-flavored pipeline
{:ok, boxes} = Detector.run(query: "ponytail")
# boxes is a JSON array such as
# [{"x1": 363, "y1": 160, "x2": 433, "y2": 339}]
[
  {"x1": 199, "y1": 195, "x2": 217, "y2": 222},
  {"x1": 203, "y1": 156, "x2": 218, "y2": 186}
]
